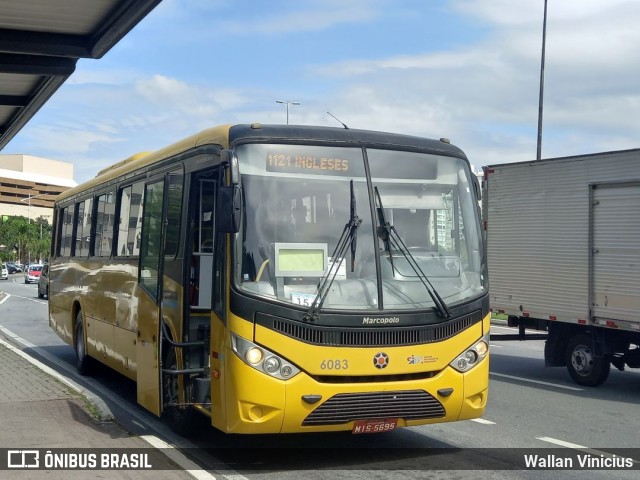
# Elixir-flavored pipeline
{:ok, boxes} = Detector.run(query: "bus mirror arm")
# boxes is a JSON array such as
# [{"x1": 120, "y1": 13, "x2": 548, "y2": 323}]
[
  {"x1": 221, "y1": 149, "x2": 240, "y2": 185},
  {"x1": 217, "y1": 185, "x2": 241, "y2": 233}
]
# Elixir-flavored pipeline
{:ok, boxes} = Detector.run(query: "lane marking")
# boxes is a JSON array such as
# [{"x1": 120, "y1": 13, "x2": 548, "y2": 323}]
[
  {"x1": 537, "y1": 437, "x2": 586, "y2": 449},
  {"x1": 2, "y1": 291, "x2": 46, "y2": 305},
  {"x1": 490, "y1": 372, "x2": 583, "y2": 391},
  {"x1": 471, "y1": 418, "x2": 496, "y2": 425},
  {"x1": 0, "y1": 292, "x2": 10, "y2": 305},
  {"x1": 537, "y1": 437, "x2": 640, "y2": 463},
  {"x1": 140, "y1": 435, "x2": 217, "y2": 480}
]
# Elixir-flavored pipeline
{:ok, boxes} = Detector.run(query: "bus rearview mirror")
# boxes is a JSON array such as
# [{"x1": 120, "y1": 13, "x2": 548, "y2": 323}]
[{"x1": 217, "y1": 185, "x2": 241, "y2": 233}]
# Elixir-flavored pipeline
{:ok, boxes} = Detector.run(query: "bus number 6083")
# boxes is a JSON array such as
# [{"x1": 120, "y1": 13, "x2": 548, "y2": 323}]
[{"x1": 320, "y1": 359, "x2": 348, "y2": 370}]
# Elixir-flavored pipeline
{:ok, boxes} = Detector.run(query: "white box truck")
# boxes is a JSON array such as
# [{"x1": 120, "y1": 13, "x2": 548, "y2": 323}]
[{"x1": 482, "y1": 149, "x2": 640, "y2": 386}]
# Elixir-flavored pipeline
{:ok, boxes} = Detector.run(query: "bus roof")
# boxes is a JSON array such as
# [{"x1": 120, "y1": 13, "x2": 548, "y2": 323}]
[
  {"x1": 56, "y1": 124, "x2": 233, "y2": 203},
  {"x1": 228, "y1": 124, "x2": 465, "y2": 156},
  {"x1": 57, "y1": 123, "x2": 466, "y2": 203}
]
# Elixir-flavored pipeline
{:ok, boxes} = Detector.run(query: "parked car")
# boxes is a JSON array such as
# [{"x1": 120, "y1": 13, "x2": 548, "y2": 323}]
[
  {"x1": 1, "y1": 263, "x2": 8, "y2": 280},
  {"x1": 6, "y1": 263, "x2": 21, "y2": 274},
  {"x1": 24, "y1": 264, "x2": 44, "y2": 284},
  {"x1": 38, "y1": 264, "x2": 49, "y2": 299}
]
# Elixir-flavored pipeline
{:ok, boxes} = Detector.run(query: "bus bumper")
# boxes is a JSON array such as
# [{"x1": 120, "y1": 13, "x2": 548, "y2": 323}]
[{"x1": 223, "y1": 350, "x2": 488, "y2": 434}]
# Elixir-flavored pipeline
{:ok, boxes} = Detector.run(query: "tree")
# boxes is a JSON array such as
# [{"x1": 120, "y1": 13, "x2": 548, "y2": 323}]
[{"x1": 0, "y1": 215, "x2": 52, "y2": 264}]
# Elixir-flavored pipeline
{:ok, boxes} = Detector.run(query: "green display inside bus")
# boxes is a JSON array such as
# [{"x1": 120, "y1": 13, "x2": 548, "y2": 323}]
[
  {"x1": 276, "y1": 247, "x2": 326, "y2": 277},
  {"x1": 279, "y1": 249, "x2": 324, "y2": 272}
]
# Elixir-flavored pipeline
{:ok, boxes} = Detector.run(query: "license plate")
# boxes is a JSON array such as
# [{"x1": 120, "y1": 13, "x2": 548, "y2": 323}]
[{"x1": 352, "y1": 418, "x2": 399, "y2": 434}]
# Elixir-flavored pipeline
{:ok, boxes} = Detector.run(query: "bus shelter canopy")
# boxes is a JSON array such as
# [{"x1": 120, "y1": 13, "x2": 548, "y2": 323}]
[{"x1": 0, "y1": 0, "x2": 162, "y2": 150}]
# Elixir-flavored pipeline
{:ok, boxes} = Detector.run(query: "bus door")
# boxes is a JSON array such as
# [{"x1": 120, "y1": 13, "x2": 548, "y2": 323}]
[
  {"x1": 158, "y1": 167, "x2": 219, "y2": 424},
  {"x1": 137, "y1": 169, "x2": 185, "y2": 416},
  {"x1": 136, "y1": 177, "x2": 167, "y2": 414}
]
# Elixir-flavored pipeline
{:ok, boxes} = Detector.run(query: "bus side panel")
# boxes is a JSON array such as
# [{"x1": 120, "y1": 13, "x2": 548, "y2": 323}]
[
  {"x1": 136, "y1": 289, "x2": 161, "y2": 415},
  {"x1": 48, "y1": 262, "x2": 77, "y2": 345},
  {"x1": 49, "y1": 301, "x2": 73, "y2": 345},
  {"x1": 110, "y1": 261, "x2": 140, "y2": 380},
  {"x1": 114, "y1": 326, "x2": 137, "y2": 380},
  {"x1": 86, "y1": 316, "x2": 112, "y2": 366}
]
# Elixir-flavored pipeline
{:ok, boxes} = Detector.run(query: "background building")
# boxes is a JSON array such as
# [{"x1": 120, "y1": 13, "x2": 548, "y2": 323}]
[{"x1": 0, "y1": 154, "x2": 76, "y2": 224}]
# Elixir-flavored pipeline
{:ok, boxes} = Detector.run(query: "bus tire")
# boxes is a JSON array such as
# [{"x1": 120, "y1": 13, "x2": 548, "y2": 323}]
[
  {"x1": 163, "y1": 347, "x2": 203, "y2": 437},
  {"x1": 565, "y1": 333, "x2": 610, "y2": 387},
  {"x1": 74, "y1": 312, "x2": 93, "y2": 376}
]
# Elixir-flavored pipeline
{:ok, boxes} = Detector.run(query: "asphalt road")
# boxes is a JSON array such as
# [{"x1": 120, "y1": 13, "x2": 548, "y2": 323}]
[{"x1": 1, "y1": 274, "x2": 639, "y2": 479}]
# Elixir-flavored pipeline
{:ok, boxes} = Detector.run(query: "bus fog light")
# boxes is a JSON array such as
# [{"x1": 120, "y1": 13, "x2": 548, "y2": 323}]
[
  {"x1": 281, "y1": 365, "x2": 293, "y2": 377},
  {"x1": 263, "y1": 356, "x2": 280, "y2": 373},
  {"x1": 246, "y1": 347, "x2": 263, "y2": 365},
  {"x1": 457, "y1": 359, "x2": 468, "y2": 370}
]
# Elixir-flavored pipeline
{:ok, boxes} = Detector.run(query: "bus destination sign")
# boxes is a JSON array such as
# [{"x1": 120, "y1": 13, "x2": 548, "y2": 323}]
[{"x1": 266, "y1": 153, "x2": 357, "y2": 176}]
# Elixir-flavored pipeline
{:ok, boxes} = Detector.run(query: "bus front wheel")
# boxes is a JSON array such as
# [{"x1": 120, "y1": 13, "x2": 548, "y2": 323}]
[
  {"x1": 74, "y1": 312, "x2": 93, "y2": 375},
  {"x1": 163, "y1": 347, "x2": 202, "y2": 436}
]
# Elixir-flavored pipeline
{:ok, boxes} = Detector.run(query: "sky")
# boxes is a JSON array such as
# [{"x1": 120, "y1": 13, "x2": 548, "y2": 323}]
[{"x1": 6, "y1": 0, "x2": 640, "y2": 183}]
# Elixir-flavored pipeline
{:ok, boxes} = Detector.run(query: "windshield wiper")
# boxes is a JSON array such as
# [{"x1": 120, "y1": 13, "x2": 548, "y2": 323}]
[
  {"x1": 374, "y1": 187, "x2": 452, "y2": 319},
  {"x1": 305, "y1": 180, "x2": 361, "y2": 322}
]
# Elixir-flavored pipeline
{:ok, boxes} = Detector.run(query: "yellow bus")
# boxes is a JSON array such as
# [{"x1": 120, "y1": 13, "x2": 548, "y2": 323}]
[{"x1": 49, "y1": 124, "x2": 489, "y2": 435}]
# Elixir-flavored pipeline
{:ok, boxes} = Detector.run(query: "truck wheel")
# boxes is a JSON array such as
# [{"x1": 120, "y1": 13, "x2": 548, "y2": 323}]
[
  {"x1": 565, "y1": 333, "x2": 610, "y2": 386},
  {"x1": 163, "y1": 347, "x2": 203, "y2": 436}
]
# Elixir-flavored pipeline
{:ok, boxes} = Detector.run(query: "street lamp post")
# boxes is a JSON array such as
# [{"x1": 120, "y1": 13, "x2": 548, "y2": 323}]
[
  {"x1": 536, "y1": 0, "x2": 548, "y2": 161},
  {"x1": 275, "y1": 100, "x2": 300, "y2": 125},
  {"x1": 20, "y1": 192, "x2": 48, "y2": 265}
]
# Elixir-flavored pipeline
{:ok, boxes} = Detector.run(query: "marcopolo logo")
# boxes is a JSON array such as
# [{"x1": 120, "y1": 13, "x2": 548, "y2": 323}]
[{"x1": 362, "y1": 316, "x2": 400, "y2": 325}]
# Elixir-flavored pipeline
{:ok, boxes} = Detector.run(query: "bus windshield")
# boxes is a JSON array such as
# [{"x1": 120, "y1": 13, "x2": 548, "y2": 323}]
[{"x1": 236, "y1": 143, "x2": 485, "y2": 312}]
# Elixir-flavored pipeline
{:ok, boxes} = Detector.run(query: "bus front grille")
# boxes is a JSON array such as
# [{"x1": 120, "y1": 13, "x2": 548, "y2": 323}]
[
  {"x1": 267, "y1": 311, "x2": 480, "y2": 347},
  {"x1": 302, "y1": 390, "x2": 445, "y2": 426}
]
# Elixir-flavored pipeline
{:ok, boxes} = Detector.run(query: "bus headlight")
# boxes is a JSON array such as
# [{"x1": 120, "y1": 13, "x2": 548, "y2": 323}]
[
  {"x1": 246, "y1": 347, "x2": 263, "y2": 365},
  {"x1": 450, "y1": 334, "x2": 489, "y2": 373},
  {"x1": 231, "y1": 333, "x2": 300, "y2": 380}
]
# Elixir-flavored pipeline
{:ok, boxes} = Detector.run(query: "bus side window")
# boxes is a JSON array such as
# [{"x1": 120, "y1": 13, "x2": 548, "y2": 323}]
[
  {"x1": 117, "y1": 182, "x2": 145, "y2": 257},
  {"x1": 58, "y1": 205, "x2": 74, "y2": 257},
  {"x1": 74, "y1": 198, "x2": 92, "y2": 258},
  {"x1": 94, "y1": 192, "x2": 115, "y2": 257}
]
